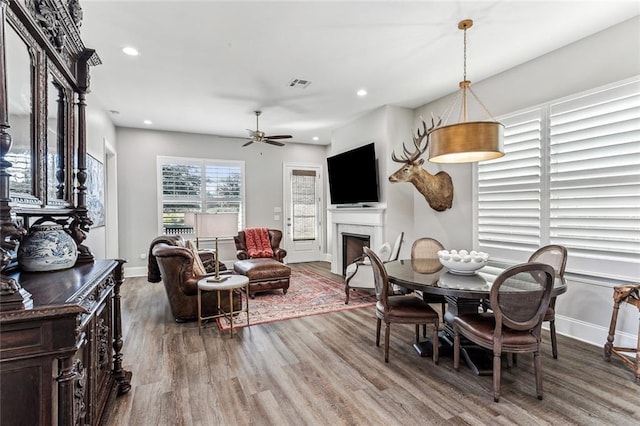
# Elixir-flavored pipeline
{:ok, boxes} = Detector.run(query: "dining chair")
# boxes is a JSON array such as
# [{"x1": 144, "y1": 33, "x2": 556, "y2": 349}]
[
  {"x1": 364, "y1": 246, "x2": 440, "y2": 364},
  {"x1": 411, "y1": 237, "x2": 447, "y2": 320},
  {"x1": 344, "y1": 232, "x2": 404, "y2": 304},
  {"x1": 529, "y1": 245, "x2": 567, "y2": 359},
  {"x1": 453, "y1": 262, "x2": 555, "y2": 402}
]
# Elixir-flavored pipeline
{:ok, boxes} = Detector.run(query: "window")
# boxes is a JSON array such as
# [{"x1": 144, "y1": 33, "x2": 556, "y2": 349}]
[
  {"x1": 158, "y1": 156, "x2": 244, "y2": 234},
  {"x1": 291, "y1": 169, "x2": 317, "y2": 241},
  {"x1": 476, "y1": 77, "x2": 640, "y2": 281}
]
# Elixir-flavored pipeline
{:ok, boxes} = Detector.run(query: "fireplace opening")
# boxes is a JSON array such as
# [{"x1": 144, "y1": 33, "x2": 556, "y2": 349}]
[{"x1": 342, "y1": 233, "x2": 371, "y2": 276}]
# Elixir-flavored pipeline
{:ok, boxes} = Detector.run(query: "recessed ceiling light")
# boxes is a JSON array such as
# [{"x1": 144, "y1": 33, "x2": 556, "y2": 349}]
[
  {"x1": 357, "y1": 89, "x2": 367, "y2": 97},
  {"x1": 312, "y1": 136, "x2": 319, "y2": 141},
  {"x1": 122, "y1": 46, "x2": 139, "y2": 56},
  {"x1": 143, "y1": 120, "x2": 152, "y2": 125}
]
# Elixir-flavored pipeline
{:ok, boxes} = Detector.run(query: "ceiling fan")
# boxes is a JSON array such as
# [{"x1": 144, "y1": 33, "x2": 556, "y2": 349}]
[{"x1": 243, "y1": 110, "x2": 292, "y2": 147}]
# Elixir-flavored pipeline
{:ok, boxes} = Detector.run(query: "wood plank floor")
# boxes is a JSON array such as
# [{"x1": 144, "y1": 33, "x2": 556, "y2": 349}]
[{"x1": 107, "y1": 262, "x2": 640, "y2": 425}]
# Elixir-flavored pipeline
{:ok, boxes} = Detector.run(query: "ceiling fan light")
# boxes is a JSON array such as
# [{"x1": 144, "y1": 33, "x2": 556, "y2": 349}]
[{"x1": 428, "y1": 121, "x2": 504, "y2": 163}]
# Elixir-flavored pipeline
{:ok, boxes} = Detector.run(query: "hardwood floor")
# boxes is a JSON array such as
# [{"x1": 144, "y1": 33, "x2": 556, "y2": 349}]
[{"x1": 107, "y1": 262, "x2": 640, "y2": 425}]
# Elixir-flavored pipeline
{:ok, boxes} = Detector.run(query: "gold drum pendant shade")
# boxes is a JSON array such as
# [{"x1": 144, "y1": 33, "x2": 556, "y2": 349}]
[
  {"x1": 429, "y1": 121, "x2": 504, "y2": 163},
  {"x1": 427, "y1": 19, "x2": 504, "y2": 164}
]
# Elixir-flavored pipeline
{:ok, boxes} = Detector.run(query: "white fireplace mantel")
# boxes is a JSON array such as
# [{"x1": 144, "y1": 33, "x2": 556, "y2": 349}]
[{"x1": 328, "y1": 207, "x2": 386, "y2": 275}]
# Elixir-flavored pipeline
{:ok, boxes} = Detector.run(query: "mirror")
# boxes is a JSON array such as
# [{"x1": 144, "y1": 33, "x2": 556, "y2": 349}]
[
  {"x1": 6, "y1": 21, "x2": 33, "y2": 197},
  {"x1": 47, "y1": 73, "x2": 65, "y2": 202}
]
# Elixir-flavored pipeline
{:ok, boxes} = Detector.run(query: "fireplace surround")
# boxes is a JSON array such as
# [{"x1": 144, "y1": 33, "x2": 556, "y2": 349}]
[{"x1": 328, "y1": 207, "x2": 385, "y2": 275}]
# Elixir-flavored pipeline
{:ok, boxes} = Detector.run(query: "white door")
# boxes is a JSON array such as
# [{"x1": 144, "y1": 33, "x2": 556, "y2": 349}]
[{"x1": 283, "y1": 163, "x2": 323, "y2": 263}]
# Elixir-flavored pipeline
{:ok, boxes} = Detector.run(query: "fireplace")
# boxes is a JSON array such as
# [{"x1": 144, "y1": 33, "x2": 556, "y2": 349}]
[
  {"x1": 328, "y1": 207, "x2": 385, "y2": 275},
  {"x1": 342, "y1": 233, "x2": 370, "y2": 276}
]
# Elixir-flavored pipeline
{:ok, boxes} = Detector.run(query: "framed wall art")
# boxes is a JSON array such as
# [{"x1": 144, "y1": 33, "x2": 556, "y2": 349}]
[{"x1": 87, "y1": 154, "x2": 105, "y2": 227}]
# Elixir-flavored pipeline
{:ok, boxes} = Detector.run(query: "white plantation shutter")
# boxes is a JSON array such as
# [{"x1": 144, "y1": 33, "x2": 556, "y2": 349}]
[
  {"x1": 477, "y1": 108, "x2": 543, "y2": 260},
  {"x1": 476, "y1": 77, "x2": 640, "y2": 280},
  {"x1": 548, "y1": 79, "x2": 640, "y2": 279},
  {"x1": 158, "y1": 156, "x2": 244, "y2": 233}
]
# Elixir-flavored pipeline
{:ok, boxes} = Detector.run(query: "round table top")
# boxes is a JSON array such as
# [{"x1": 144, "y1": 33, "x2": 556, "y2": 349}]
[
  {"x1": 198, "y1": 274, "x2": 249, "y2": 291},
  {"x1": 385, "y1": 259, "x2": 567, "y2": 299}
]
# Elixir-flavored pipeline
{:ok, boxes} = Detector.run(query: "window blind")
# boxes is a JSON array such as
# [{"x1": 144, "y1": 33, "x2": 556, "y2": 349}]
[
  {"x1": 477, "y1": 108, "x2": 543, "y2": 260},
  {"x1": 158, "y1": 157, "x2": 244, "y2": 231},
  {"x1": 476, "y1": 77, "x2": 640, "y2": 280},
  {"x1": 291, "y1": 170, "x2": 317, "y2": 240},
  {"x1": 548, "y1": 79, "x2": 640, "y2": 279}
]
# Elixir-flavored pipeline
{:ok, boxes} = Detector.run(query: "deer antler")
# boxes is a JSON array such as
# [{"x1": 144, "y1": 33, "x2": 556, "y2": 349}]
[{"x1": 391, "y1": 117, "x2": 441, "y2": 163}]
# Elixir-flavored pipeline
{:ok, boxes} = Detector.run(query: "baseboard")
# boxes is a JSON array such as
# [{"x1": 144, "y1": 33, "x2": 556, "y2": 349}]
[
  {"x1": 554, "y1": 314, "x2": 637, "y2": 350},
  {"x1": 125, "y1": 266, "x2": 147, "y2": 278}
]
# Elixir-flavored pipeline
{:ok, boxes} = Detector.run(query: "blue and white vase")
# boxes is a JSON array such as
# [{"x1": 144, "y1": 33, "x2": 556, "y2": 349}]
[{"x1": 17, "y1": 224, "x2": 78, "y2": 272}]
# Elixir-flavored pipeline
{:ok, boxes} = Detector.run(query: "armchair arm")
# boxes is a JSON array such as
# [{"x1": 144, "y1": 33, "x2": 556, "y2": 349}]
[
  {"x1": 273, "y1": 248, "x2": 287, "y2": 262},
  {"x1": 236, "y1": 250, "x2": 250, "y2": 260}
]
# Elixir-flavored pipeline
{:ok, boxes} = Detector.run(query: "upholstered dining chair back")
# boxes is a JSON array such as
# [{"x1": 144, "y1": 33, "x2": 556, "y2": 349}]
[
  {"x1": 411, "y1": 237, "x2": 446, "y2": 317},
  {"x1": 528, "y1": 245, "x2": 567, "y2": 277},
  {"x1": 490, "y1": 263, "x2": 555, "y2": 332},
  {"x1": 389, "y1": 231, "x2": 405, "y2": 262},
  {"x1": 365, "y1": 246, "x2": 391, "y2": 307},
  {"x1": 411, "y1": 237, "x2": 445, "y2": 260},
  {"x1": 528, "y1": 244, "x2": 567, "y2": 359}
]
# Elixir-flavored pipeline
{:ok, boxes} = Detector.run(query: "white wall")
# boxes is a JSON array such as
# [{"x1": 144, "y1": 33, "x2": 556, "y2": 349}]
[
  {"x1": 84, "y1": 101, "x2": 117, "y2": 260},
  {"x1": 115, "y1": 127, "x2": 327, "y2": 277}
]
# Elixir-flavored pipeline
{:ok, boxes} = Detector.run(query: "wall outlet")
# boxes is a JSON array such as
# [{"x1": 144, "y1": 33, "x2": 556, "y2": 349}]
[
  {"x1": 274, "y1": 215, "x2": 280, "y2": 221},
  {"x1": 140, "y1": 253, "x2": 147, "y2": 260}
]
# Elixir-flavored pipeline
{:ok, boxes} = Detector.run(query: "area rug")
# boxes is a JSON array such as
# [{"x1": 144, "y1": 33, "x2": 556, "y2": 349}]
[{"x1": 216, "y1": 268, "x2": 375, "y2": 331}]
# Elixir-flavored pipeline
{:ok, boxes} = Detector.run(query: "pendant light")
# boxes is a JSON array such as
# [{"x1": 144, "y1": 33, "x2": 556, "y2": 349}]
[{"x1": 428, "y1": 19, "x2": 504, "y2": 163}]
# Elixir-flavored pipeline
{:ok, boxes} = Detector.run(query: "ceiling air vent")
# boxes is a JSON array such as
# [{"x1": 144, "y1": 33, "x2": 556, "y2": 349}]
[{"x1": 288, "y1": 78, "x2": 311, "y2": 89}]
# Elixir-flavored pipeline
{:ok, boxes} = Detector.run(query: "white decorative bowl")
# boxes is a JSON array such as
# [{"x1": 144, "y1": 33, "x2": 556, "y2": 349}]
[{"x1": 437, "y1": 249, "x2": 489, "y2": 275}]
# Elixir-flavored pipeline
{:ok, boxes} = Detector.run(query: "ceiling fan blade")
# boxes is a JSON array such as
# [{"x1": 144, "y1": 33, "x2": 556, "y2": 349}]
[
  {"x1": 265, "y1": 140, "x2": 285, "y2": 147},
  {"x1": 264, "y1": 135, "x2": 292, "y2": 139},
  {"x1": 242, "y1": 140, "x2": 254, "y2": 147}
]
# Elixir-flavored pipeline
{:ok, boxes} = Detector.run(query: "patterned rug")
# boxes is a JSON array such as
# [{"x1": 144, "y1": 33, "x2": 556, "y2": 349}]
[{"x1": 216, "y1": 268, "x2": 376, "y2": 331}]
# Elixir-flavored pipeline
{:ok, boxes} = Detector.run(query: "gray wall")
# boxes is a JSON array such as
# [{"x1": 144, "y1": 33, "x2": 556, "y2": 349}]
[{"x1": 115, "y1": 127, "x2": 327, "y2": 276}]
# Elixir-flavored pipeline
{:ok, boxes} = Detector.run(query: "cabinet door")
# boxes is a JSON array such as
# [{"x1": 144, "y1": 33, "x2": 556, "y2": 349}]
[{"x1": 90, "y1": 294, "x2": 114, "y2": 424}]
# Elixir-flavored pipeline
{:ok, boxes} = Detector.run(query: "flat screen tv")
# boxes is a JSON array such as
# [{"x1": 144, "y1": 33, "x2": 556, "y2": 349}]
[{"x1": 327, "y1": 143, "x2": 379, "y2": 205}]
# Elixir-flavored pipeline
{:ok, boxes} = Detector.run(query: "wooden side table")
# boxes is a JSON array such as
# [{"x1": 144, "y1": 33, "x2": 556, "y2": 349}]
[
  {"x1": 197, "y1": 274, "x2": 250, "y2": 336},
  {"x1": 604, "y1": 284, "x2": 640, "y2": 383}
]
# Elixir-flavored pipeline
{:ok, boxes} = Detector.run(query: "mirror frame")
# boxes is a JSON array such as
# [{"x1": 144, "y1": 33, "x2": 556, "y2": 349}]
[{"x1": 0, "y1": 0, "x2": 101, "y2": 283}]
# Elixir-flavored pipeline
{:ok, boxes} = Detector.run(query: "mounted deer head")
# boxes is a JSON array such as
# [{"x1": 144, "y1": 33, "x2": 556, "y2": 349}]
[{"x1": 389, "y1": 119, "x2": 454, "y2": 211}]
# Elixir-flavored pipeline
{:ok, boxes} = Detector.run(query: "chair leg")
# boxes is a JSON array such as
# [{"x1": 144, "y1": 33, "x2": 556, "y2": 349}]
[
  {"x1": 344, "y1": 285, "x2": 350, "y2": 305},
  {"x1": 415, "y1": 324, "x2": 420, "y2": 344},
  {"x1": 493, "y1": 352, "x2": 502, "y2": 402},
  {"x1": 384, "y1": 322, "x2": 391, "y2": 363},
  {"x1": 550, "y1": 320, "x2": 558, "y2": 359},
  {"x1": 432, "y1": 323, "x2": 439, "y2": 365},
  {"x1": 441, "y1": 301, "x2": 446, "y2": 320},
  {"x1": 376, "y1": 318, "x2": 381, "y2": 347},
  {"x1": 423, "y1": 324, "x2": 426, "y2": 338},
  {"x1": 453, "y1": 329, "x2": 460, "y2": 371},
  {"x1": 534, "y1": 349, "x2": 544, "y2": 400}
]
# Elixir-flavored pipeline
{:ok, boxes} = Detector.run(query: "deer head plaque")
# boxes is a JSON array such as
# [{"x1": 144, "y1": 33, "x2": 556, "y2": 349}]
[{"x1": 389, "y1": 119, "x2": 454, "y2": 211}]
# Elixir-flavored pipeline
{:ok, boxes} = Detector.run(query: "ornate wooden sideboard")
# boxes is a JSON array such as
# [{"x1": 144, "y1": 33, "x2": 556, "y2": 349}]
[{"x1": 1, "y1": 259, "x2": 131, "y2": 425}]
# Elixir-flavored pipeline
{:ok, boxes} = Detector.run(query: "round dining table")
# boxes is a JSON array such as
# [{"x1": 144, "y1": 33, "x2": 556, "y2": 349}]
[{"x1": 385, "y1": 258, "x2": 567, "y2": 375}]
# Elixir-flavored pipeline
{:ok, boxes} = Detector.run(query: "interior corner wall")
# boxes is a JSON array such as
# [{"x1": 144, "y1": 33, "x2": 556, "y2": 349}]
[{"x1": 115, "y1": 127, "x2": 327, "y2": 276}]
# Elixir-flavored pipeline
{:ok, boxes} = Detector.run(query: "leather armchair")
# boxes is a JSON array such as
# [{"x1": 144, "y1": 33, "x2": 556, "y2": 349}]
[
  {"x1": 148, "y1": 235, "x2": 237, "y2": 322},
  {"x1": 234, "y1": 229, "x2": 287, "y2": 262}
]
